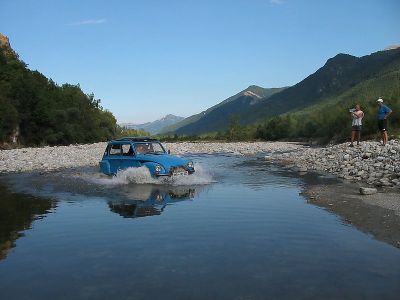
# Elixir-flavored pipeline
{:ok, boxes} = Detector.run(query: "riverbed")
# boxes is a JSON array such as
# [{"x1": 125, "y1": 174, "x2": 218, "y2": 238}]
[{"x1": 1, "y1": 154, "x2": 399, "y2": 300}]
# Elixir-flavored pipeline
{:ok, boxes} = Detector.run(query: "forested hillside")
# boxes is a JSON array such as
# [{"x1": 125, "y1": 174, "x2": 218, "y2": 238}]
[
  {"x1": 241, "y1": 49, "x2": 400, "y2": 124},
  {"x1": 0, "y1": 34, "x2": 118, "y2": 146},
  {"x1": 255, "y1": 57, "x2": 400, "y2": 142}
]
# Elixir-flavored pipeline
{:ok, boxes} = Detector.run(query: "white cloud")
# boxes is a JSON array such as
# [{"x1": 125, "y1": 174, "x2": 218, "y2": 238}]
[
  {"x1": 68, "y1": 18, "x2": 106, "y2": 26},
  {"x1": 270, "y1": 0, "x2": 285, "y2": 5}
]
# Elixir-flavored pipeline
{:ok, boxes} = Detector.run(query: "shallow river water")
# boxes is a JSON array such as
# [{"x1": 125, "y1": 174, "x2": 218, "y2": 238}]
[{"x1": 1, "y1": 154, "x2": 400, "y2": 300}]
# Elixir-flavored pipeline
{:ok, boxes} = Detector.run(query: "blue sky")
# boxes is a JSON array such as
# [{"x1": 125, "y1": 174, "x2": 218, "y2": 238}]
[{"x1": 1, "y1": 0, "x2": 399, "y2": 123}]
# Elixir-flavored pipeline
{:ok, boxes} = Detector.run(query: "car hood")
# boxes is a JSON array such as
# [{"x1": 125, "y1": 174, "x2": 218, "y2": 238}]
[{"x1": 137, "y1": 154, "x2": 190, "y2": 169}]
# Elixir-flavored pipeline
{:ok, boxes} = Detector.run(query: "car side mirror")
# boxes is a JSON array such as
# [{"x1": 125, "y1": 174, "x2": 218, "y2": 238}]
[{"x1": 168, "y1": 150, "x2": 171, "y2": 154}]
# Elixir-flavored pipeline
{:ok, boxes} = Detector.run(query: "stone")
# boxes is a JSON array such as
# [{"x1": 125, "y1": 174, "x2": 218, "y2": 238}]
[
  {"x1": 362, "y1": 152, "x2": 372, "y2": 159},
  {"x1": 359, "y1": 187, "x2": 378, "y2": 195},
  {"x1": 357, "y1": 170, "x2": 365, "y2": 176}
]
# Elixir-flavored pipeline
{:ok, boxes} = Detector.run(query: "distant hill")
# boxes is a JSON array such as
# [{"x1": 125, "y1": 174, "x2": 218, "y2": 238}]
[
  {"x1": 121, "y1": 114, "x2": 184, "y2": 134},
  {"x1": 160, "y1": 85, "x2": 286, "y2": 135}
]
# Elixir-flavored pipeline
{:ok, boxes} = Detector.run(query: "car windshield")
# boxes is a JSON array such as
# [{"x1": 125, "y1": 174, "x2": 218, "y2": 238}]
[{"x1": 134, "y1": 142, "x2": 165, "y2": 154}]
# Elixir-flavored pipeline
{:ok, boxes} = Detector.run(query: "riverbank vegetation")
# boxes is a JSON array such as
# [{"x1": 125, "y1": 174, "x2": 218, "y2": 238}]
[{"x1": 0, "y1": 44, "x2": 119, "y2": 146}]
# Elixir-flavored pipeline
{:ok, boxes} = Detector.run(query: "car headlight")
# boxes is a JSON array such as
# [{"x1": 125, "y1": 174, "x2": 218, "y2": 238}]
[
  {"x1": 187, "y1": 161, "x2": 194, "y2": 168},
  {"x1": 155, "y1": 165, "x2": 162, "y2": 172}
]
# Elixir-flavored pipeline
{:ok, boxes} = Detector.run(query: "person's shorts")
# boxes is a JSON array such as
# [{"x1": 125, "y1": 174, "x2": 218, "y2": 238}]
[
  {"x1": 378, "y1": 119, "x2": 387, "y2": 131},
  {"x1": 352, "y1": 125, "x2": 362, "y2": 131}
]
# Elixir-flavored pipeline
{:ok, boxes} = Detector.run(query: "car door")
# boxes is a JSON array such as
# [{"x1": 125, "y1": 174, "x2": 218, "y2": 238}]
[
  {"x1": 107, "y1": 143, "x2": 123, "y2": 174},
  {"x1": 120, "y1": 143, "x2": 141, "y2": 170}
]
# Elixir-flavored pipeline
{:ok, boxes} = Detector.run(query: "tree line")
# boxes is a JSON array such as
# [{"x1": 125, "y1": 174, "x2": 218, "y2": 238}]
[{"x1": 0, "y1": 45, "x2": 120, "y2": 146}]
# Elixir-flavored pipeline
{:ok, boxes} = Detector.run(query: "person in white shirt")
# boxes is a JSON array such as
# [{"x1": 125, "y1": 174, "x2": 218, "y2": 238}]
[{"x1": 349, "y1": 104, "x2": 364, "y2": 147}]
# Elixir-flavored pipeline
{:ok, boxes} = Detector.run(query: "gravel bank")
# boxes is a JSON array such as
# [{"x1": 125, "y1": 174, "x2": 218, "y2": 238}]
[
  {"x1": 273, "y1": 140, "x2": 400, "y2": 189},
  {"x1": 302, "y1": 182, "x2": 400, "y2": 248},
  {"x1": 0, "y1": 142, "x2": 303, "y2": 174},
  {"x1": 1, "y1": 139, "x2": 399, "y2": 190}
]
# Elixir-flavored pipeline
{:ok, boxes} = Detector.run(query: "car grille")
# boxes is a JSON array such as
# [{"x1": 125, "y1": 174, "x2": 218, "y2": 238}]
[
  {"x1": 171, "y1": 166, "x2": 186, "y2": 173},
  {"x1": 170, "y1": 166, "x2": 188, "y2": 176}
]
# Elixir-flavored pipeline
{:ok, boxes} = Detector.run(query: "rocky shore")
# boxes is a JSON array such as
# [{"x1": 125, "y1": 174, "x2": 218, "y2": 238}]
[
  {"x1": 272, "y1": 140, "x2": 400, "y2": 189},
  {"x1": 1, "y1": 140, "x2": 399, "y2": 190},
  {"x1": 0, "y1": 141, "x2": 302, "y2": 174}
]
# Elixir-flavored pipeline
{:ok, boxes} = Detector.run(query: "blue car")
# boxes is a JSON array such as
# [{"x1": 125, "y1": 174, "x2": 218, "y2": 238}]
[{"x1": 99, "y1": 137, "x2": 195, "y2": 176}]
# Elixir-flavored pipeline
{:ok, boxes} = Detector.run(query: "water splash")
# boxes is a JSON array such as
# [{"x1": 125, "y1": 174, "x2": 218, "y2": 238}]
[{"x1": 84, "y1": 164, "x2": 215, "y2": 186}]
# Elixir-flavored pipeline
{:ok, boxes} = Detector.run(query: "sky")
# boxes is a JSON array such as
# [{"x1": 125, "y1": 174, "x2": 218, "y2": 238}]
[{"x1": 1, "y1": 0, "x2": 399, "y2": 123}]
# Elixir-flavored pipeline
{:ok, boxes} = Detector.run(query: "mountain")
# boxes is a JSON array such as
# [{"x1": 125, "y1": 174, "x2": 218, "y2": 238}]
[
  {"x1": 240, "y1": 48, "x2": 400, "y2": 125},
  {"x1": 160, "y1": 85, "x2": 286, "y2": 135},
  {"x1": 121, "y1": 114, "x2": 184, "y2": 134},
  {"x1": 164, "y1": 47, "x2": 400, "y2": 136},
  {"x1": 384, "y1": 44, "x2": 400, "y2": 51},
  {"x1": 255, "y1": 52, "x2": 400, "y2": 141}
]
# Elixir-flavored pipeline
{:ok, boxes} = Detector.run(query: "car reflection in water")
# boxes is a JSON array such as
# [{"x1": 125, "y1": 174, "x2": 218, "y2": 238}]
[{"x1": 108, "y1": 184, "x2": 197, "y2": 218}]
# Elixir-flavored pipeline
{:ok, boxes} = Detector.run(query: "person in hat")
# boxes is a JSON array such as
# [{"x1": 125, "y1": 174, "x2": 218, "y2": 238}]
[
  {"x1": 349, "y1": 104, "x2": 364, "y2": 147},
  {"x1": 377, "y1": 98, "x2": 392, "y2": 146}
]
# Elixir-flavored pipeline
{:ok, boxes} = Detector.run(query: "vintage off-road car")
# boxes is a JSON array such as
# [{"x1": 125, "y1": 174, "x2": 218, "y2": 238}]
[{"x1": 99, "y1": 137, "x2": 195, "y2": 176}]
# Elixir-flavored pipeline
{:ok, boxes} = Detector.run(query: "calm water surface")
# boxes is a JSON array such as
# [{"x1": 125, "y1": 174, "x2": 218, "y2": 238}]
[{"x1": 1, "y1": 154, "x2": 399, "y2": 300}]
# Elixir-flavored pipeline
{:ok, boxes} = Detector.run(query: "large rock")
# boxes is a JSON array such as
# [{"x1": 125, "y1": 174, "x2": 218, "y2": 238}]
[{"x1": 359, "y1": 187, "x2": 378, "y2": 195}]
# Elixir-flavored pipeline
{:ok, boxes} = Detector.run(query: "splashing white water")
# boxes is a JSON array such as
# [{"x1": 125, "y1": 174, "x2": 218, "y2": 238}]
[{"x1": 84, "y1": 164, "x2": 215, "y2": 186}]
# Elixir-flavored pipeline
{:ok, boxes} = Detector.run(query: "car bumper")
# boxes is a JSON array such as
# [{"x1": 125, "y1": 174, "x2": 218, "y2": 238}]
[{"x1": 155, "y1": 169, "x2": 195, "y2": 177}]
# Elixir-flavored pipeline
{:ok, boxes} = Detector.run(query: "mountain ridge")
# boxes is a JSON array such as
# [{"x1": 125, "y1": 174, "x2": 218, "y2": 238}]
[
  {"x1": 164, "y1": 47, "x2": 400, "y2": 136},
  {"x1": 121, "y1": 114, "x2": 184, "y2": 134},
  {"x1": 160, "y1": 85, "x2": 287, "y2": 135},
  {"x1": 240, "y1": 47, "x2": 400, "y2": 125}
]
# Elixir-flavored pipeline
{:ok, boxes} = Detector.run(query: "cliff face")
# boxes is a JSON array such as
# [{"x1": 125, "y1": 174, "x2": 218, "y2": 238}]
[
  {"x1": 0, "y1": 33, "x2": 15, "y2": 58},
  {"x1": 0, "y1": 33, "x2": 11, "y2": 48}
]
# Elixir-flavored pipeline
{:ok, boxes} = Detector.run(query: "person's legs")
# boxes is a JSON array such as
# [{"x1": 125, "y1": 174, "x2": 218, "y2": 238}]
[
  {"x1": 357, "y1": 130, "x2": 361, "y2": 145},
  {"x1": 350, "y1": 130, "x2": 355, "y2": 146},
  {"x1": 380, "y1": 119, "x2": 388, "y2": 145},
  {"x1": 351, "y1": 130, "x2": 355, "y2": 144},
  {"x1": 383, "y1": 130, "x2": 388, "y2": 145},
  {"x1": 378, "y1": 120, "x2": 384, "y2": 145}
]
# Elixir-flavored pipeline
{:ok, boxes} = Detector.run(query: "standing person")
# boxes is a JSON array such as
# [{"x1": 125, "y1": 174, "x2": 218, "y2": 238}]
[
  {"x1": 377, "y1": 98, "x2": 392, "y2": 146},
  {"x1": 349, "y1": 104, "x2": 364, "y2": 147}
]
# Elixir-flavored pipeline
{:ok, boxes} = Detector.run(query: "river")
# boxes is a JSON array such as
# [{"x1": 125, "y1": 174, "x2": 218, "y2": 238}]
[{"x1": 0, "y1": 154, "x2": 399, "y2": 299}]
